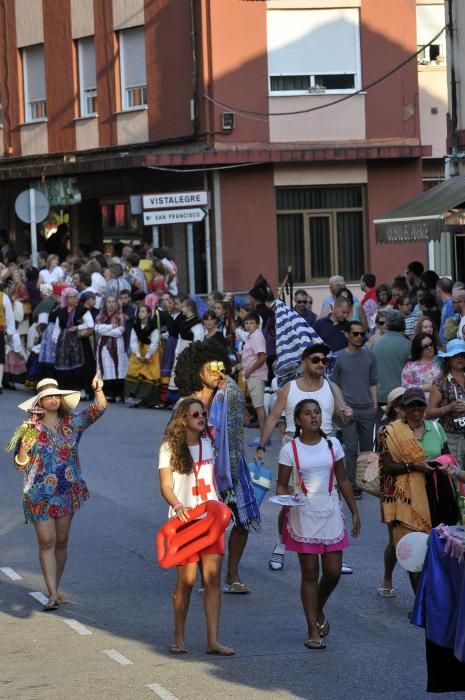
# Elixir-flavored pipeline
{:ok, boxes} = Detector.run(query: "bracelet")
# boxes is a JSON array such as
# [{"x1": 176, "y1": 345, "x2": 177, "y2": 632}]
[{"x1": 15, "y1": 454, "x2": 28, "y2": 466}]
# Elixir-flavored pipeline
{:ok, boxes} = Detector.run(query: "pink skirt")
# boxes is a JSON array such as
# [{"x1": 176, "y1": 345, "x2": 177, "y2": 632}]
[{"x1": 282, "y1": 513, "x2": 349, "y2": 554}]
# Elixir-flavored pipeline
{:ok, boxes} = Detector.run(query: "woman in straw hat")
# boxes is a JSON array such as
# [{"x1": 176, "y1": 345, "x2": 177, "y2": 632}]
[{"x1": 9, "y1": 371, "x2": 106, "y2": 610}]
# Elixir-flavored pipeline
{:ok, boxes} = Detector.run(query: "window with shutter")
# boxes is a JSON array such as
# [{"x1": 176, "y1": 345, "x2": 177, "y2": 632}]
[
  {"x1": 78, "y1": 37, "x2": 97, "y2": 116},
  {"x1": 416, "y1": 5, "x2": 446, "y2": 65},
  {"x1": 267, "y1": 8, "x2": 361, "y2": 95},
  {"x1": 23, "y1": 45, "x2": 46, "y2": 121},
  {"x1": 120, "y1": 26, "x2": 147, "y2": 110}
]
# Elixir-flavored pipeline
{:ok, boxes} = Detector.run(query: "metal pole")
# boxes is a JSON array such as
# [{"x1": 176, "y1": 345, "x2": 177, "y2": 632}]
[
  {"x1": 187, "y1": 223, "x2": 195, "y2": 294},
  {"x1": 29, "y1": 188, "x2": 38, "y2": 268},
  {"x1": 204, "y1": 212, "x2": 212, "y2": 292},
  {"x1": 152, "y1": 225, "x2": 159, "y2": 248}
]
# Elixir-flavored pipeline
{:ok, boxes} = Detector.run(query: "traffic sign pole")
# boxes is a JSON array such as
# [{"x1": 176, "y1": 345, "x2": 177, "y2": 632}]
[
  {"x1": 187, "y1": 223, "x2": 195, "y2": 294},
  {"x1": 152, "y1": 225, "x2": 159, "y2": 248},
  {"x1": 29, "y1": 188, "x2": 38, "y2": 268}
]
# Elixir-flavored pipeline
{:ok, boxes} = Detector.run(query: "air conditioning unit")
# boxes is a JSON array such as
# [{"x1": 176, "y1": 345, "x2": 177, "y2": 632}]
[{"x1": 221, "y1": 112, "x2": 235, "y2": 131}]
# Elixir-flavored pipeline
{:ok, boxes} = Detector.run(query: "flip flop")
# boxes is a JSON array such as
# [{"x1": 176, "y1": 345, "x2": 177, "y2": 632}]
[
  {"x1": 304, "y1": 639, "x2": 326, "y2": 650},
  {"x1": 269, "y1": 546, "x2": 285, "y2": 571},
  {"x1": 223, "y1": 581, "x2": 250, "y2": 594},
  {"x1": 206, "y1": 645, "x2": 235, "y2": 656},
  {"x1": 316, "y1": 617, "x2": 330, "y2": 637},
  {"x1": 378, "y1": 588, "x2": 397, "y2": 598},
  {"x1": 42, "y1": 600, "x2": 59, "y2": 611},
  {"x1": 170, "y1": 644, "x2": 188, "y2": 654}
]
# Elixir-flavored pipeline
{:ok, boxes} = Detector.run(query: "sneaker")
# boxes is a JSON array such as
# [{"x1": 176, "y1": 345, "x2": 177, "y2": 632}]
[{"x1": 341, "y1": 562, "x2": 353, "y2": 575}]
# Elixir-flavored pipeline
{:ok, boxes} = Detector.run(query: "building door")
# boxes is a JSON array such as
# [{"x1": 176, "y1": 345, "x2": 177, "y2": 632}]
[
  {"x1": 306, "y1": 215, "x2": 332, "y2": 280},
  {"x1": 454, "y1": 233, "x2": 465, "y2": 280}
]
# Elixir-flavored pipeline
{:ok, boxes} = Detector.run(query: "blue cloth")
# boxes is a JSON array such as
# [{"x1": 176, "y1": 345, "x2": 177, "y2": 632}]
[{"x1": 412, "y1": 528, "x2": 465, "y2": 663}]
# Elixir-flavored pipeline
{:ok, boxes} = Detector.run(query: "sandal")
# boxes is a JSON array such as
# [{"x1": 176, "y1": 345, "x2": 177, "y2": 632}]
[
  {"x1": 378, "y1": 587, "x2": 396, "y2": 598},
  {"x1": 170, "y1": 643, "x2": 188, "y2": 654},
  {"x1": 223, "y1": 581, "x2": 250, "y2": 594},
  {"x1": 316, "y1": 617, "x2": 330, "y2": 638},
  {"x1": 269, "y1": 546, "x2": 285, "y2": 571},
  {"x1": 304, "y1": 639, "x2": 326, "y2": 650},
  {"x1": 43, "y1": 599, "x2": 59, "y2": 611},
  {"x1": 206, "y1": 645, "x2": 235, "y2": 656}
]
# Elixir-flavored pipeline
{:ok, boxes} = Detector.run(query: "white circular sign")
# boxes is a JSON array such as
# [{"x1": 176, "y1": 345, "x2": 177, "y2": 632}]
[{"x1": 15, "y1": 188, "x2": 50, "y2": 223}]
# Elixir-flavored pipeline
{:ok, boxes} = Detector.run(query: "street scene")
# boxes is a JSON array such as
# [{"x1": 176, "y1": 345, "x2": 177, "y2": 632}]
[{"x1": 1, "y1": 1, "x2": 465, "y2": 699}]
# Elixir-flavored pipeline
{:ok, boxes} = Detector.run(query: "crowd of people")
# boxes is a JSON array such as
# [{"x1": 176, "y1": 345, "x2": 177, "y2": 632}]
[{"x1": 4, "y1": 240, "x2": 465, "y2": 678}]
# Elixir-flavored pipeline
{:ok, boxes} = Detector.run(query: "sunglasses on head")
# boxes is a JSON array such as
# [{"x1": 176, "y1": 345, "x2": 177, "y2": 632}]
[
  {"x1": 309, "y1": 356, "x2": 329, "y2": 365},
  {"x1": 189, "y1": 410, "x2": 208, "y2": 419},
  {"x1": 207, "y1": 361, "x2": 225, "y2": 373}
]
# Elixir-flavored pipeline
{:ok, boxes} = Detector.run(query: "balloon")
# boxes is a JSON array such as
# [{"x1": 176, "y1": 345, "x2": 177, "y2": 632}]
[
  {"x1": 157, "y1": 500, "x2": 231, "y2": 569},
  {"x1": 396, "y1": 532, "x2": 429, "y2": 572}
]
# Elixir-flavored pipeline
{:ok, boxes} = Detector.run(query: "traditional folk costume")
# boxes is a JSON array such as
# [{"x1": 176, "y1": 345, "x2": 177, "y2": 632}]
[
  {"x1": 160, "y1": 311, "x2": 181, "y2": 403},
  {"x1": 53, "y1": 297, "x2": 95, "y2": 392},
  {"x1": 125, "y1": 317, "x2": 161, "y2": 405},
  {"x1": 0, "y1": 290, "x2": 16, "y2": 389},
  {"x1": 168, "y1": 315, "x2": 204, "y2": 400},
  {"x1": 95, "y1": 308, "x2": 128, "y2": 400}
]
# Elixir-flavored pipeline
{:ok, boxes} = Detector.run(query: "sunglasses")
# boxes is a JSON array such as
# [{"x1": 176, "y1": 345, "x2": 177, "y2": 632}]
[
  {"x1": 350, "y1": 331, "x2": 364, "y2": 337},
  {"x1": 377, "y1": 320, "x2": 386, "y2": 326},
  {"x1": 421, "y1": 342, "x2": 433, "y2": 350},
  {"x1": 308, "y1": 356, "x2": 329, "y2": 365},
  {"x1": 189, "y1": 410, "x2": 208, "y2": 419},
  {"x1": 207, "y1": 361, "x2": 225, "y2": 373},
  {"x1": 296, "y1": 300, "x2": 308, "y2": 305}
]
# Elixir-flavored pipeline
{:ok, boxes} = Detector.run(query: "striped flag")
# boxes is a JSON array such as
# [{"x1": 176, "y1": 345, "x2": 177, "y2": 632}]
[{"x1": 274, "y1": 300, "x2": 326, "y2": 386}]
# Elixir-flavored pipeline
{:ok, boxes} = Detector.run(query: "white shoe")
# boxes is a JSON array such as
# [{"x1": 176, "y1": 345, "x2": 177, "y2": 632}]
[{"x1": 341, "y1": 562, "x2": 353, "y2": 575}]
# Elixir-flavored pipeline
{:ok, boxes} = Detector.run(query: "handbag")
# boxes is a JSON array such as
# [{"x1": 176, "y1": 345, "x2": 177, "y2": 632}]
[
  {"x1": 248, "y1": 459, "x2": 272, "y2": 506},
  {"x1": 77, "y1": 327, "x2": 94, "y2": 338},
  {"x1": 355, "y1": 425, "x2": 380, "y2": 497}
]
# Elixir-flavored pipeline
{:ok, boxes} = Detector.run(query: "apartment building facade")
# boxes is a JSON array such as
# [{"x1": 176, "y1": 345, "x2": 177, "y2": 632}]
[{"x1": 0, "y1": 0, "x2": 447, "y2": 292}]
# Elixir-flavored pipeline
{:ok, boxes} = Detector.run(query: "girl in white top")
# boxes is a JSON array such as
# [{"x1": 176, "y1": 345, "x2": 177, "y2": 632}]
[
  {"x1": 158, "y1": 398, "x2": 234, "y2": 657},
  {"x1": 277, "y1": 398, "x2": 360, "y2": 650}
]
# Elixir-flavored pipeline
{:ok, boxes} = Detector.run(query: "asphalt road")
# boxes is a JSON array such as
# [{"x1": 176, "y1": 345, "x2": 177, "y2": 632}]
[{"x1": 1, "y1": 388, "x2": 463, "y2": 700}]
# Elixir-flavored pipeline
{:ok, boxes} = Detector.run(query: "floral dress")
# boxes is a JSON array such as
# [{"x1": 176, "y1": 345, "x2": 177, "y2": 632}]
[{"x1": 21, "y1": 402, "x2": 105, "y2": 524}]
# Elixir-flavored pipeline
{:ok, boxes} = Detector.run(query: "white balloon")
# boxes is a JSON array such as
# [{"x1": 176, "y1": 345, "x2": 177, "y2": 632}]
[{"x1": 396, "y1": 532, "x2": 429, "y2": 572}]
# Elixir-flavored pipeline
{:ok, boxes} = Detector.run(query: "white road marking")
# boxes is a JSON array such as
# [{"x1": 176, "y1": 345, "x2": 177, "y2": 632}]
[
  {"x1": 102, "y1": 649, "x2": 134, "y2": 666},
  {"x1": 0, "y1": 567, "x2": 23, "y2": 581},
  {"x1": 29, "y1": 591, "x2": 49, "y2": 605},
  {"x1": 147, "y1": 684, "x2": 180, "y2": 700},
  {"x1": 62, "y1": 618, "x2": 92, "y2": 636}
]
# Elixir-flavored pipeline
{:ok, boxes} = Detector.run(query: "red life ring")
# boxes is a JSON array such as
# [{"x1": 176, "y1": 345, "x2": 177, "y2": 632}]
[{"x1": 157, "y1": 500, "x2": 231, "y2": 568}]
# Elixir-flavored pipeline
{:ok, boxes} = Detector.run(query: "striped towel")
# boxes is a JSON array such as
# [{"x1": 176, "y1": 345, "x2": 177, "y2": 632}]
[{"x1": 274, "y1": 300, "x2": 325, "y2": 386}]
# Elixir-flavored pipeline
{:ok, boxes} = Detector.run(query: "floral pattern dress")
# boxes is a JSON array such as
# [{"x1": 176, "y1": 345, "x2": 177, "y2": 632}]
[{"x1": 21, "y1": 402, "x2": 105, "y2": 523}]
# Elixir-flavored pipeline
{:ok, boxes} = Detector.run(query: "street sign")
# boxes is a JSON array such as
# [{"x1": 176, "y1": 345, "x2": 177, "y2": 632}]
[
  {"x1": 143, "y1": 208, "x2": 207, "y2": 225},
  {"x1": 15, "y1": 188, "x2": 49, "y2": 224},
  {"x1": 143, "y1": 191, "x2": 208, "y2": 210},
  {"x1": 15, "y1": 188, "x2": 50, "y2": 268}
]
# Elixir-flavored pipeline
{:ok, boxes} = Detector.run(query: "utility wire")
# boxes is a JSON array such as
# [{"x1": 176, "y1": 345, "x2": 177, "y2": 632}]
[{"x1": 202, "y1": 26, "x2": 446, "y2": 121}]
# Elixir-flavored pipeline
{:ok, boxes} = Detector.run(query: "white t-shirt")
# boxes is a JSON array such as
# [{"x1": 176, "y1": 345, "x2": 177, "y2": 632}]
[
  {"x1": 39, "y1": 267, "x2": 64, "y2": 285},
  {"x1": 285, "y1": 380, "x2": 335, "y2": 434},
  {"x1": 279, "y1": 437, "x2": 344, "y2": 496},
  {"x1": 158, "y1": 437, "x2": 219, "y2": 517}
]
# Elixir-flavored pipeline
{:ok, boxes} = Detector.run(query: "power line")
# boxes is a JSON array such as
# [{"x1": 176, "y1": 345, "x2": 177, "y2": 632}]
[{"x1": 202, "y1": 26, "x2": 446, "y2": 121}]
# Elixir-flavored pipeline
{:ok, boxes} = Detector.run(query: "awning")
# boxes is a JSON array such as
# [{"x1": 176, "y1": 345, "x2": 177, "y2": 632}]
[{"x1": 374, "y1": 174, "x2": 465, "y2": 243}]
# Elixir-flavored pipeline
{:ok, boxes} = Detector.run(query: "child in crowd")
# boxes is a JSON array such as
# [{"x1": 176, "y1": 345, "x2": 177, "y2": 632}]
[
  {"x1": 158, "y1": 398, "x2": 234, "y2": 656},
  {"x1": 241, "y1": 311, "x2": 268, "y2": 434}
]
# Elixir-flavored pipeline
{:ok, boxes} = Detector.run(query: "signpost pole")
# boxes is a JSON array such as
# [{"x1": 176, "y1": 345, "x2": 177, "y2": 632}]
[
  {"x1": 29, "y1": 188, "x2": 38, "y2": 267},
  {"x1": 187, "y1": 223, "x2": 195, "y2": 294},
  {"x1": 152, "y1": 225, "x2": 159, "y2": 248}
]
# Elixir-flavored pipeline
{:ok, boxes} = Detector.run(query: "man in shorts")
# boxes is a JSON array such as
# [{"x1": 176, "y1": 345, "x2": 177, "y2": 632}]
[
  {"x1": 256, "y1": 344, "x2": 354, "y2": 573},
  {"x1": 242, "y1": 311, "x2": 268, "y2": 434}
]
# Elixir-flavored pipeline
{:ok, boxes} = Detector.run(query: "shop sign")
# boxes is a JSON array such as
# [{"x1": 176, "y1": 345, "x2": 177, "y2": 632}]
[
  {"x1": 374, "y1": 217, "x2": 443, "y2": 244},
  {"x1": 143, "y1": 208, "x2": 207, "y2": 225},
  {"x1": 143, "y1": 190, "x2": 208, "y2": 209},
  {"x1": 33, "y1": 177, "x2": 82, "y2": 206}
]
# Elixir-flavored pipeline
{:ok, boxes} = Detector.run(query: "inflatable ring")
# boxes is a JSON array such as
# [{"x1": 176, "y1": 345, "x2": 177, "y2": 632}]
[{"x1": 157, "y1": 500, "x2": 231, "y2": 568}]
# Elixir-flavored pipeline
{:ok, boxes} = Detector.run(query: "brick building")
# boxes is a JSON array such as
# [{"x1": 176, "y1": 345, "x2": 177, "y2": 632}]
[{"x1": 0, "y1": 0, "x2": 448, "y2": 294}]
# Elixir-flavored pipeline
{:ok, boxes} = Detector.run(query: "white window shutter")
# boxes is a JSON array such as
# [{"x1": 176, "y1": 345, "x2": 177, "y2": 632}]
[
  {"x1": 123, "y1": 26, "x2": 147, "y2": 88},
  {"x1": 80, "y1": 37, "x2": 96, "y2": 91},
  {"x1": 267, "y1": 9, "x2": 359, "y2": 76},
  {"x1": 25, "y1": 45, "x2": 46, "y2": 102}
]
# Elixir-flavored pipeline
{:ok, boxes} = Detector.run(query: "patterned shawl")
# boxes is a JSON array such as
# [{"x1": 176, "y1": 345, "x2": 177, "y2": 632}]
[{"x1": 381, "y1": 419, "x2": 431, "y2": 534}]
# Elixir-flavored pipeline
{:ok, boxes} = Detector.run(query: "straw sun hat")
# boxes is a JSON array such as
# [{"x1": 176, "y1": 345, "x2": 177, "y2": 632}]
[{"x1": 18, "y1": 378, "x2": 80, "y2": 412}]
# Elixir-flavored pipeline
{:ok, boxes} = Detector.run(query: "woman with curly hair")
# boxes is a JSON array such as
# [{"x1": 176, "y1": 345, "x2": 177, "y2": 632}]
[
  {"x1": 174, "y1": 339, "x2": 259, "y2": 594},
  {"x1": 158, "y1": 397, "x2": 234, "y2": 656}
]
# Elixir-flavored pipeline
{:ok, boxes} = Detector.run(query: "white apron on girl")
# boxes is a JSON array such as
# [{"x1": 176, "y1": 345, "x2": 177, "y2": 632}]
[{"x1": 279, "y1": 437, "x2": 345, "y2": 545}]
